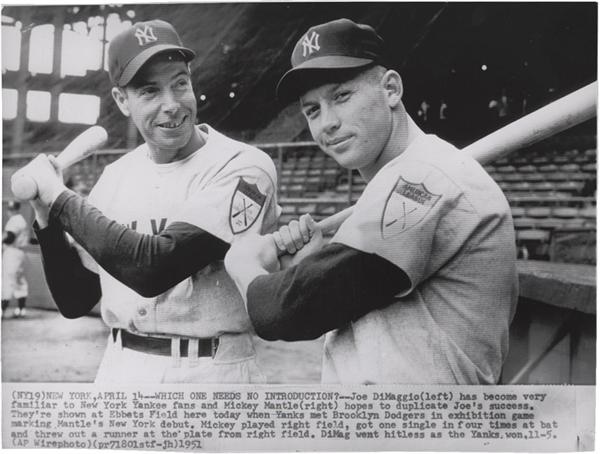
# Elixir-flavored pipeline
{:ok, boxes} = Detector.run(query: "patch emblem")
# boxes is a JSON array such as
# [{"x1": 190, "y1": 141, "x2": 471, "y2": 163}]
[
  {"x1": 381, "y1": 176, "x2": 441, "y2": 238},
  {"x1": 229, "y1": 178, "x2": 267, "y2": 234}
]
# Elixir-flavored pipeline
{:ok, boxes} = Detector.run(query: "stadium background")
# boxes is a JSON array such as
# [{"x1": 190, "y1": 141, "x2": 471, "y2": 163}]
[{"x1": 1, "y1": 3, "x2": 596, "y2": 383}]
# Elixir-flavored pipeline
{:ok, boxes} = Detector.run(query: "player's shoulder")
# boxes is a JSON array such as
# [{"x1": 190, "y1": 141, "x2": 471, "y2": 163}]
[
  {"x1": 372, "y1": 135, "x2": 509, "y2": 216},
  {"x1": 206, "y1": 126, "x2": 276, "y2": 176}
]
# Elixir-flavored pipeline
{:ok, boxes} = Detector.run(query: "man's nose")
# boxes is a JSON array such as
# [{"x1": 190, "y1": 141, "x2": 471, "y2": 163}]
[
  {"x1": 320, "y1": 106, "x2": 341, "y2": 134},
  {"x1": 161, "y1": 89, "x2": 179, "y2": 113}
]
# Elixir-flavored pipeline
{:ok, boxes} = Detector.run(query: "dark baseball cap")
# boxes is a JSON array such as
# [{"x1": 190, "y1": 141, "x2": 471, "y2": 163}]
[
  {"x1": 276, "y1": 18, "x2": 385, "y2": 103},
  {"x1": 108, "y1": 19, "x2": 195, "y2": 87}
]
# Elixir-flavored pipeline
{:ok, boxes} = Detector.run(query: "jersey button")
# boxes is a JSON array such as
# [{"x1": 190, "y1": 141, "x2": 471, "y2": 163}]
[{"x1": 138, "y1": 308, "x2": 147, "y2": 316}]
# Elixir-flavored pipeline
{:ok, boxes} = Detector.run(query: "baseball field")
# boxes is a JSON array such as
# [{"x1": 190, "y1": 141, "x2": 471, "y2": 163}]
[{"x1": 1, "y1": 308, "x2": 323, "y2": 383}]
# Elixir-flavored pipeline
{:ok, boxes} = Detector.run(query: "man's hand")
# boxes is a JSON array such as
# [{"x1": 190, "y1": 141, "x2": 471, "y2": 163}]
[
  {"x1": 27, "y1": 154, "x2": 66, "y2": 207},
  {"x1": 225, "y1": 233, "x2": 281, "y2": 304},
  {"x1": 273, "y1": 214, "x2": 325, "y2": 269},
  {"x1": 25, "y1": 155, "x2": 66, "y2": 229}
]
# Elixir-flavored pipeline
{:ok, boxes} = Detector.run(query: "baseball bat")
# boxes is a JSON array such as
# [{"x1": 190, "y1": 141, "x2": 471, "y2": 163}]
[
  {"x1": 11, "y1": 126, "x2": 108, "y2": 201},
  {"x1": 316, "y1": 80, "x2": 598, "y2": 234}
]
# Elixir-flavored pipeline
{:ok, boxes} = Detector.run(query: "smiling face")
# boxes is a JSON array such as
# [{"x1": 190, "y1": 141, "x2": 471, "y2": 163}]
[
  {"x1": 111, "y1": 52, "x2": 201, "y2": 163},
  {"x1": 299, "y1": 67, "x2": 400, "y2": 173}
]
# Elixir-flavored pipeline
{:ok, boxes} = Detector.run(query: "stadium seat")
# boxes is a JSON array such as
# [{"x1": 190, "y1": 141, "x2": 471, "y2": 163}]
[
  {"x1": 523, "y1": 173, "x2": 544, "y2": 182},
  {"x1": 532, "y1": 156, "x2": 549, "y2": 164},
  {"x1": 539, "y1": 164, "x2": 559, "y2": 173},
  {"x1": 510, "y1": 207, "x2": 526, "y2": 218},
  {"x1": 496, "y1": 165, "x2": 516, "y2": 173},
  {"x1": 552, "y1": 207, "x2": 578, "y2": 218},
  {"x1": 547, "y1": 172, "x2": 570, "y2": 182},
  {"x1": 281, "y1": 204, "x2": 296, "y2": 215},
  {"x1": 504, "y1": 173, "x2": 523, "y2": 182},
  {"x1": 568, "y1": 172, "x2": 591, "y2": 181},
  {"x1": 527, "y1": 207, "x2": 552, "y2": 218},
  {"x1": 517, "y1": 165, "x2": 536, "y2": 173},
  {"x1": 517, "y1": 229, "x2": 550, "y2": 241},
  {"x1": 579, "y1": 206, "x2": 596, "y2": 219},
  {"x1": 509, "y1": 182, "x2": 532, "y2": 191},
  {"x1": 559, "y1": 163, "x2": 580, "y2": 173},
  {"x1": 556, "y1": 181, "x2": 584, "y2": 193},
  {"x1": 582, "y1": 162, "x2": 597, "y2": 173},
  {"x1": 560, "y1": 218, "x2": 586, "y2": 228},
  {"x1": 536, "y1": 218, "x2": 566, "y2": 229},
  {"x1": 574, "y1": 154, "x2": 591, "y2": 163},
  {"x1": 552, "y1": 155, "x2": 570, "y2": 164},
  {"x1": 531, "y1": 181, "x2": 555, "y2": 192},
  {"x1": 513, "y1": 217, "x2": 537, "y2": 229}
]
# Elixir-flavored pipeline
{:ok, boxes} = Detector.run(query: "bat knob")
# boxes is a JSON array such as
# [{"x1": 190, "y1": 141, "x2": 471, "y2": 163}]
[{"x1": 11, "y1": 171, "x2": 38, "y2": 201}]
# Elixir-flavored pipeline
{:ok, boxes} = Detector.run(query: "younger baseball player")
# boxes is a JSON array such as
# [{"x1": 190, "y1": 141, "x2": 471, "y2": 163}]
[
  {"x1": 26, "y1": 20, "x2": 278, "y2": 383},
  {"x1": 225, "y1": 19, "x2": 518, "y2": 384},
  {"x1": 2, "y1": 201, "x2": 30, "y2": 318}
]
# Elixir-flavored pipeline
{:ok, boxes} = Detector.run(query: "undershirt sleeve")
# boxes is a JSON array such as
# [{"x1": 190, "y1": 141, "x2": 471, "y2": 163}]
[
  {"x1": 34, "y1": 222, "x2": 101, "y2": 319},
  {"x1": 49, "y1": 190, "x2": 229, "y2": 297},
  {"x1": 246, "y1": 242, "x2": 410, "y2": 341}
]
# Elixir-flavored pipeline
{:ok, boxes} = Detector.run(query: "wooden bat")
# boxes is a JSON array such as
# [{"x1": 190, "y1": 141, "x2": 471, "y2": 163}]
[
  {"x1": 10, "y1": 126, "x2": 108, "y2": 201},
  {"x1": 316, "y1": 81, "x2": 597, "y2": 234}
]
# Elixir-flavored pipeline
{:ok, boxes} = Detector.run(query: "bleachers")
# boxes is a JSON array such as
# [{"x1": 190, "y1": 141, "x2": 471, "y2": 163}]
[{"x1": 3, "y1": 141, "x2": 595, "y2": 263}]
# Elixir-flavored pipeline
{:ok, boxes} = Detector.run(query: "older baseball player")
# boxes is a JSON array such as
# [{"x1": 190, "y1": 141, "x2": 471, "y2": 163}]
[
  {"x1": 226, "y1": 18, "x2": 518, "y2": 384},
  {"x1": 2, "y1": 200, "x2": 30, "y2": 318},
  {"x1": 26, "y1": 20, "x2": 278, "y2": 383}
]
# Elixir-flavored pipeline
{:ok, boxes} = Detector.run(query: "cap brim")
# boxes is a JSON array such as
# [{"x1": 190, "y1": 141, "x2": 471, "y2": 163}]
[
  {"x1": 276, "y1": 56, "x2": 375, "y2": 104},
  {"x1": 118, "y1": 45, "x2": 196, "y2": 86}
]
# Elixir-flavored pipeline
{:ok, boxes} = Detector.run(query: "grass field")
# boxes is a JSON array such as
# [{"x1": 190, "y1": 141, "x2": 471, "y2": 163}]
[{"x1": 1, "y1": 308, "x2": 323, "y2": 383}]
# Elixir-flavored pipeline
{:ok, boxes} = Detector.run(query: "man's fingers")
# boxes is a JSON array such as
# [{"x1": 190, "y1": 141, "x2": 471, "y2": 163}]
[
  {"x1": 298, "y1": 214, "x2": 311, "y2": 242},
  {"x1": 288, "y1": 220, "x2": 304, "y2": 250},
  {"x1": 272, "y1": 231, "x2": 287, "y2": 253},
  {"x1": 278, "y1": 225, "x2": 297, "y2": 254},
  {"x1": 47, "y1": 155, "x2": 62, "y2": 173}
]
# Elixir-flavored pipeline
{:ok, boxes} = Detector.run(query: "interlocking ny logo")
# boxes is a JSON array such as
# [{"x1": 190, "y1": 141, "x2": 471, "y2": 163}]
[
  {"x1": 134, "y1": 25, "x2": 158, "y2": 46},
  {"x1": 301, "y1": 31, "x2": 320, "y2": 57}
]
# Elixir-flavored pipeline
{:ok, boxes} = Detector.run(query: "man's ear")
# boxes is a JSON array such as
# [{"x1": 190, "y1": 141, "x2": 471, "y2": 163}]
[
  {"x1": 381, "y1": 70, "x2": 403, "y2": 108},
  {"x1": 111, "y1": 87, "x2": 130, "y2": 117}
]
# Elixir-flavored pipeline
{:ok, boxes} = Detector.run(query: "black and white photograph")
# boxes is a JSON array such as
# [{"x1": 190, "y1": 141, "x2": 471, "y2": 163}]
[{"x1": 1, "y1": 1, "x2": 596, "y2": 451}]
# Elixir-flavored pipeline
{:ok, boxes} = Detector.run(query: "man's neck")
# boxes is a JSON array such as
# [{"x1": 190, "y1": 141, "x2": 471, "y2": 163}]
[
  {"x1": 359, "y1": 114, "x2": 425, "y2": 182},
  {"x1": 148, "y1": 127, "x2": 206, "y2": 164}
]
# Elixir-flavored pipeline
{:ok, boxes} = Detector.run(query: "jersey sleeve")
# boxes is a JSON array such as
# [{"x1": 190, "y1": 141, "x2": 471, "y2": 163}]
[
  {"x1": 332, "y1": 160, "x2": 478, "y2": 295},
  {"x1": 172, "y1": 163, "x2": 278, "y2": 243},
  {"x1": 246, "y1": 242, "x2": 410, "y2": 341}
]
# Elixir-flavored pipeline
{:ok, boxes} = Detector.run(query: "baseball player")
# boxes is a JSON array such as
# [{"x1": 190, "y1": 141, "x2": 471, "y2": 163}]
[
  {"x1": 26, "y1": 19, "x2": 278, "y2": 383},
  {"x1": 2, "y1": 200, "x2": 30, "y2": 318},
  {"x1": 225, "y1": 18, "x2": 518, "y2": 384}
]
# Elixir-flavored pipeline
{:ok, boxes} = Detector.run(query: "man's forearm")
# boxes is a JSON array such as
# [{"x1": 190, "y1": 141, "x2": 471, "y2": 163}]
[
  {"x1": 50, "y1": 191, "x2": 229, "y2": 297},
  {"x1": 35, "y1": 222, "x2": 101, "y2": 318}
]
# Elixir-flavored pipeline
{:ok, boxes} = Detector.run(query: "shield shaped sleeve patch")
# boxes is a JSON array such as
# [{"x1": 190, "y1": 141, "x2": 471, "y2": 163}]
[
  {"x1": 229, "y1": 178, "x2": 267, "y2": 234},
  {"x1": 381, "y1": 176, "x2": 441, "y2": 239}
]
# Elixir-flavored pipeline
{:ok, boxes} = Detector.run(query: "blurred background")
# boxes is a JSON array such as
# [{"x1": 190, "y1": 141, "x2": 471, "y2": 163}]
[{"x1": 1, "y1": 2, "x2": 597, "y2": 384}]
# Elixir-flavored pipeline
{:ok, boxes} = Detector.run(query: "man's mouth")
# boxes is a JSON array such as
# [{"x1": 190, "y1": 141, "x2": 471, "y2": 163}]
[
  {"x1": 157, "y1": 116, "x2": 186, "y2": 129},
  {"x1": 325, "y1": 135, "x2": 352, "y2": 148}
]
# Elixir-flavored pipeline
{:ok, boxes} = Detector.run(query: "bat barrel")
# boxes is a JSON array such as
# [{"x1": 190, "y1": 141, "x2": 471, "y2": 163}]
[
  {"x1": 317, "y1": 81, "x2": 597, "y2": 234},
  {"x1": 465, "y1": 81, "x2": 597, "y2": 165}
]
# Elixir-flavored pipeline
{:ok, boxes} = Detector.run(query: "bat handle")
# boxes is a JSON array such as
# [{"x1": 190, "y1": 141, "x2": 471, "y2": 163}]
[{"x1": 316, "y1": 206, "x2": 353, "y2": 234}]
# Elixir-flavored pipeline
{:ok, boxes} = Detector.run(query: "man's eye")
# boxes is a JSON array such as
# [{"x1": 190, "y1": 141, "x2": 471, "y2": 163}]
[
  {"x1": 140, "y1": 87, "x2": 158, "y2": 96},
  {"x1": 334, "y1": 91, "x2": 351, "y2": 102},
  {"x1": 304, "y1": 107, "x2": 319, "y2": 119},
  {"x1": 176, "y1": 79, "x2": 189, "y2": 88}
]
